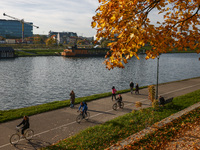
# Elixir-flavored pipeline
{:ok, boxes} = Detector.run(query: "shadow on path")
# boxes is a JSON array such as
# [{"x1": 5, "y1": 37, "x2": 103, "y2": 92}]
[
  {"x1": 12, "y1": 138, "x2": 51, "y2": 150},
  {"x1": 88, "y1": 109, "x2": 115, "y2": 115},
  {"x1": 86, "y1": 119, "x2": 104, "y2": 125}
]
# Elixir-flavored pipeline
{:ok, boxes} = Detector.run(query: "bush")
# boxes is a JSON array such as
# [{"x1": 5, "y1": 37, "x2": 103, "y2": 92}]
[{"x1": 152, "y1": 99, "x2": 159, "y2": 110}]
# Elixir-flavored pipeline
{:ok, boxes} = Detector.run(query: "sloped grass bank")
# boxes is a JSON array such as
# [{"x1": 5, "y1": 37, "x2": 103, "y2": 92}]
[
  {"x1": 0, "y1": 88, "x2": 134, "y2": 123},
  {"x1": 124, "y1": 106, "x2": 200, "y2": 149},
  {"x1": 40, "y1": 89, "x2": 200, "y2": 150}
]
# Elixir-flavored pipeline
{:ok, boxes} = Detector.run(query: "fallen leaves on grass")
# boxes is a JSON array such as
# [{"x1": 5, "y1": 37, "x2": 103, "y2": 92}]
[{"x1": 119, "y1": 108, "x2": 200, "y2": 150}]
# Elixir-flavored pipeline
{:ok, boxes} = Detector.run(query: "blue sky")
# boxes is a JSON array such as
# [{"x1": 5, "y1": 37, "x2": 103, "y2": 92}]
[{"x1": 0, "y1": 0, "x2": 100, "y2": 37}]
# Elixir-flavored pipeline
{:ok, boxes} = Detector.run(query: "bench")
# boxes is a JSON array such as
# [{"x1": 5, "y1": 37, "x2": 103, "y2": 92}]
[{"x1": 164, "y1": 97, "x2": 173, "y2": 104}]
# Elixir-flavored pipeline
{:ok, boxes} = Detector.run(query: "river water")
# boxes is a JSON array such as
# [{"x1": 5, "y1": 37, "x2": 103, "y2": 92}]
[{"x1": 0, "y1": 53, "x2": 200, "y2": 110}]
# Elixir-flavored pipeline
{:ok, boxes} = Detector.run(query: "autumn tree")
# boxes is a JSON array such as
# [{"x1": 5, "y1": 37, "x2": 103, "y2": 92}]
[
  {"x1": 92, "y1": 0, "x2": 200, "y2": 69},
  {"x1": 0, "y1": 36, "x2": 5, "y2": 41},
  {"x1": 45, "y1": 35, "x2": 57, "y2": 46},
  {"x1": 33, "y1": 35, "x2": 47, "y2": 44}
]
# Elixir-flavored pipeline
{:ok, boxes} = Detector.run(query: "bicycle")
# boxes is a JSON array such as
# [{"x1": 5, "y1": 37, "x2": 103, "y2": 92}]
[
  {"x1": 112, "y1": 101, "x2": 124, "y2": 110},
  {"x1": 76, "y1": 111, "x2": 90, "y2": 123},
  {"x1": 10, "y1": 127, "x2": 34, "y2": 145}
]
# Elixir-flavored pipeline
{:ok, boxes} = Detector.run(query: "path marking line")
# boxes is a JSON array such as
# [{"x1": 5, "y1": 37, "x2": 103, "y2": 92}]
[
  {"x1": 161, "y1": 83, "x2": 200, "y2": 96},
  {"x1": 0, "y1": 143, "x2": 10, "y2": 149}
]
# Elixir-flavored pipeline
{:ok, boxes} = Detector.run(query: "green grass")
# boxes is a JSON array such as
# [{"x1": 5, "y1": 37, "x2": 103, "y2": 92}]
[
  {"x1": 126, "y1": 105, "x2": 200, "y2": 149},
  {"x1": 15, "y1": 50, "x2": 36, "y2": 56},
  {"x1": 14, "y1": 46, "x2": 198, "y2": 57},
  {"x1": 15, "y1": 49, "x2": 64, "y2": 56},
  {"x1": 0, "y1": 87, "x2": 147, "y2": 123},
  {"x1": 40, "y1": 89, "x2": 200, "y2": 150}
]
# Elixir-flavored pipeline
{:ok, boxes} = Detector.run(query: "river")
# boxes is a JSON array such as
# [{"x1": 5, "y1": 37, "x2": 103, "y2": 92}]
[{"x1": 0, "y1": 53, "x2": 200, "y2": 110}]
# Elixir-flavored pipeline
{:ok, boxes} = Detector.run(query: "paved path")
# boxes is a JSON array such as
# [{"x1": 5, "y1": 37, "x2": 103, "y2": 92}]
[{"x1": 0, "y1": 77, "x2": 200, "y2": 150}]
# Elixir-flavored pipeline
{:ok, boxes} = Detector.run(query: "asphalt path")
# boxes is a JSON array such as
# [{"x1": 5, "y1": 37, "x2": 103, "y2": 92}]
[{"x1": 0, "y1": 77, "x2": 200, "y2": 150}]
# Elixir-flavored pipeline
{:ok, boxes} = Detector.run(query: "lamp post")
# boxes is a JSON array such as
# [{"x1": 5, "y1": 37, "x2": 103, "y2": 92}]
[{"x1": 156, "y1": 55, "x2": 160, "y2": 100}]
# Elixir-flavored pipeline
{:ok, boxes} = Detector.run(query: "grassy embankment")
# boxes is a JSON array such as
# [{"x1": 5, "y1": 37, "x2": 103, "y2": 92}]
[
  {"x1": 15, "y1": 49, "x2": 64, "y2": 56},
  {"x1": 123, "y1": 104, "x2": 200, "y2": 149},
  {"x1": 142, "y1": 45, "x2": 197, "y2": 53},
  {"x1": 14, "y1": 46, "x2": 197, "y2": 57},
  {"x1": 0, "y1": 88, "x2": 141, "y2": 123},
  {"x1": 40, "y1": 89, "x2": 200, "y2": 150}
]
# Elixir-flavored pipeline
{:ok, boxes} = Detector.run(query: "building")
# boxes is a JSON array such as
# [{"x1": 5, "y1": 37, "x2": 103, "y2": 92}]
[
  {"x1": 5, "y1": 39, "x2": 16, "y2": 44},
  {"x1": 49, "y1": 31, "x2": 77, "y2": 44},
  {"x1": 0, "y1": 47, "x2": 15, "y2": 58},
  {"x1": 0, "y1": 19, "x2": 33, "y2": 39}
]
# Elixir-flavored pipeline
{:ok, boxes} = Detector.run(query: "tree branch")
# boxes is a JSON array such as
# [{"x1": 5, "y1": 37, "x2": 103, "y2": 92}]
[{"x1": 171, "y1": 5, "x2": 200, "y2": 29}]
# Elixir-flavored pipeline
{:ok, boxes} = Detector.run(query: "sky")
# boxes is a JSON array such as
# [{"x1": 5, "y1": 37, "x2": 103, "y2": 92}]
[
  {"x1": 0, "y1": 0, "x2": 100, "y2": 37},
  {"x1": 0, "y1": 0, "x2": 165, "y2": 38}
]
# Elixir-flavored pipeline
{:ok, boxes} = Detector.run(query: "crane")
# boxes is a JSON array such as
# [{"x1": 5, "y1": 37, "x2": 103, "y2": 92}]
[{"x1": 3, "y1": 13, "x2": 39, "y2": 43}]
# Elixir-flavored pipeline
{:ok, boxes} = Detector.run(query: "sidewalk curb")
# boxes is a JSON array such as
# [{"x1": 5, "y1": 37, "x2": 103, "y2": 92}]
[{"x1": 107, "y1": 102, "x2": 200, "y2": 150}]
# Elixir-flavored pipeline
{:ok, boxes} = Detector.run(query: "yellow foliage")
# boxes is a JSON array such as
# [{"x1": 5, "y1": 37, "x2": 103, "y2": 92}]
[
  {"x1": 91, "y1": 22, "x2": 96, "y2": 28},
  {"x1": 92, "y1": 0, "x2": 200, "y2": 69},
  {"x1": 135, "y1": 101, "x2": 142, "y2": 108}
]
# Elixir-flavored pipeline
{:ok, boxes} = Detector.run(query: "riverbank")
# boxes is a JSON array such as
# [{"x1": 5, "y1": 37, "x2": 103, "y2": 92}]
[
  {"x1": 14, "y1": 47, "x2": 197, "y2": 57},
  {"x1": 0, "y1": 77, "x2": 200, "y2": 150},
  {"x1": 120, "y1": 103, "x2": 200, "y2": 149},
  {"x1": 1, "y1": 77, "x2": 199, "y2": 123},
  {"x1": 0, "y1": 87, "x2": 139, "y2": 123},
  {"x1": 41, "y1": 87, "x2": 200, "y2": 149},
  {"x1": 15, "y1": 49, "x2": 63, "y2": 57}
]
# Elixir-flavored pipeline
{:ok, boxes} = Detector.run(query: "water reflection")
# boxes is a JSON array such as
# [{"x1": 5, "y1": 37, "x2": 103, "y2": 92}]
[{"x1": 0, "y1": 53, "x2": 200, "y2": 110}]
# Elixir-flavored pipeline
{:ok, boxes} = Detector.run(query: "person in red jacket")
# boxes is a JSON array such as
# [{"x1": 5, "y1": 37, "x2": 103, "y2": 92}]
[{"x1": 112, "y1": 86, "x2": 117, "y2": 101}]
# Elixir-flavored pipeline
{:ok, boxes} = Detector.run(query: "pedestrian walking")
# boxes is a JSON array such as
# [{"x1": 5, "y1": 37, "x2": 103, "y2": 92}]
[
  {"x1": 70, "y1": 90, "x2": 75, "y2": 108},
  {"x1": 135, "y1": 83, "x2": 139, "y2": 94},
  {"x1": 112, "y1": 86, "x2": 117, "y2": 101},
  {"x1": 130, "y1": 81, "x2": 134, "y2": 94}
]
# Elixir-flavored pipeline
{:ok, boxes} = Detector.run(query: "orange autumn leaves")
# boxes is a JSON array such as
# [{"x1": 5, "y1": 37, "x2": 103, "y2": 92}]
[{"x1": 92, "y1": 0, "x2": 200, "y2": 69}]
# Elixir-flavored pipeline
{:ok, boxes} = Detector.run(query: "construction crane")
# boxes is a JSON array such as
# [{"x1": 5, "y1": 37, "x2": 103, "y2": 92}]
[{"x1": 3, "y1": 13, "x2": 39, "y2": 43}]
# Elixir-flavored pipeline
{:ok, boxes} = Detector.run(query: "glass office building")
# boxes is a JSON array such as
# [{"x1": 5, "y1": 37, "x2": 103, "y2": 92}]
[{"x1": 0, "y1": 19, "x2": 33, "y2": 39}]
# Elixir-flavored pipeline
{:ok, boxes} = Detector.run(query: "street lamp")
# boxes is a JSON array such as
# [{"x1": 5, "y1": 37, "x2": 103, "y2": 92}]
[{"x1": 156, "y1": 55, "x2": 160, "y2": 100}]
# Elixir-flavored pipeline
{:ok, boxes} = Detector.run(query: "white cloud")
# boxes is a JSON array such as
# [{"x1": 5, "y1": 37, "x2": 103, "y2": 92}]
[
  {"x1": 0, "y1": 0, "x2": 163, "y2": 37},
  {"x1": 0, "y1": 0, "x2": 99, "y2": 37}
]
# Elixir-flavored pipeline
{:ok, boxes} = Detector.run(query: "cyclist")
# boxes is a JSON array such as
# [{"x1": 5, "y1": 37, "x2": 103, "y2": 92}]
[
  {"x1": 17, "y1": 116, "x2": 30, "y2": 137},
  {"x1": 116, "y1": 94, "x2": 123, "y2": 108},
  {"x1": 77, "y1": 101, "x2": 88, "y2": 118}
]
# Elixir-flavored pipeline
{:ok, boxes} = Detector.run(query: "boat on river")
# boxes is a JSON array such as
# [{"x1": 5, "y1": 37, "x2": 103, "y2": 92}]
[{"x1": 61, "y1": 47, "x2": 109, "y2": 57}]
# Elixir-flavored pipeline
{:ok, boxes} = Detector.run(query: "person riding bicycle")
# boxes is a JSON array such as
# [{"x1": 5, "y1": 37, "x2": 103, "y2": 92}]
[
  {"x1": 116, "y1": 94, "x2": 123, "y2": 108},
  {"x1": 77, "y1": 101, "x2": 88, "y2": 118},
  {"x1": 17, "y1": 116, "x2": 30, "y2": 137}
]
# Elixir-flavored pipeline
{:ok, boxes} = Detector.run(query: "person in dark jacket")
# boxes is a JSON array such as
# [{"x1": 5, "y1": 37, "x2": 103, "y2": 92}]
[
  {"x1": 135, "y1": 83, "x2": 139, "y2": 94},
  {"x1": 159, "y1": 96, "x2": 165, "y2": 106},
  {"x1": 17, "y1": 116, "x2": 30, "y2": 136},
  {"x1": 116, "y1": 94, "x2": 123, "y2": 107},
  {"x1": 70, "y1": 90, "x2": 75, "y2": 108},
  {"x1": 130, "y1": 82, "x2": 134, "y2": 94}
]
